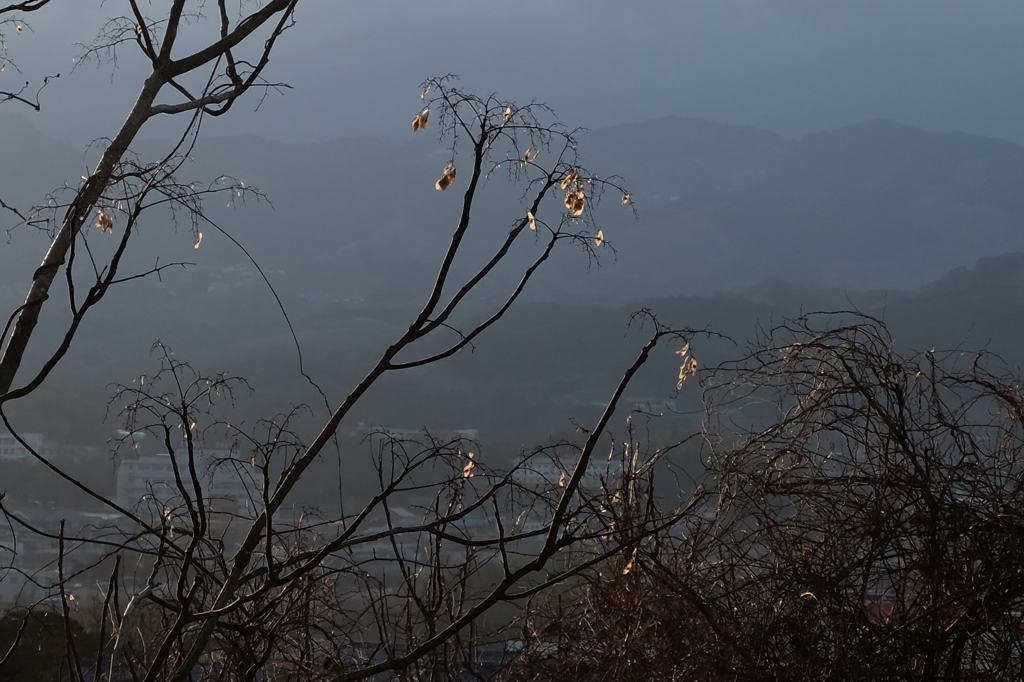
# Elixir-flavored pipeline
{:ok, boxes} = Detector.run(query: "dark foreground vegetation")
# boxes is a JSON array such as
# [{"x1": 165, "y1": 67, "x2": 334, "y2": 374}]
[
  {"x1": 6, "y1": 314, "x2": 1024, "y2": 681},
  {"x1": 510, "y1": 314, "x2": 1024, "y2": 682}
]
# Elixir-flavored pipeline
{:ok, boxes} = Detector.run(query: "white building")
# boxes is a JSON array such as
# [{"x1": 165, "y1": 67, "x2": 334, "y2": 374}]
[
  {"x1": 116, "y1": 451, "x2": 257, "y2": 511},
  {"x1": 511, "y1": 450, "x2": 625, "y2": 533},
  {"x1": 116, "y1": 455, "x2": 179, "y2": 508},
  {"x1": 513, "y1": 451, "x2": 623, "y2": 492},
  {"x1": 0, "y1": 432, "x2": 44, "y2": 462}
]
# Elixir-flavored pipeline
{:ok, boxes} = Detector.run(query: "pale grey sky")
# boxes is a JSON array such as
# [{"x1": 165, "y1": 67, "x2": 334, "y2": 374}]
[{"x1": 5, "y1": 0, "x2": 1024, "y2": 145}]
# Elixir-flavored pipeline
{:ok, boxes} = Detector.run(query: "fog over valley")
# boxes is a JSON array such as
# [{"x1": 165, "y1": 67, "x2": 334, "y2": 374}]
[{"x1": 4, "y1": 107, "x2": 1024, "y2": 480}]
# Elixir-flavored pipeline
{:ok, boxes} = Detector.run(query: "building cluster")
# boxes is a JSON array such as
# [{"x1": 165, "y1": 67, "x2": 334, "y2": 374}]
[
  {"x1": 0, "y1": 432, "x2": 265, "y2": 609},
  {"x1": 0, "y1": 428, "x2": 626, "y2": 612}
]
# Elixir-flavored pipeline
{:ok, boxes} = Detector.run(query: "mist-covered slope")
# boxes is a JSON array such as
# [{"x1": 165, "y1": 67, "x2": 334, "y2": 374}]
[
  {"x1": 582, "y1": 117, "x2": 1024, "y2": 294},
  {"x1": 4, "y1": 111, "x2": 1024, "y2": 446},
  {"x1": 6, "y1": 111, "x2": 1024, "y2": 309}
]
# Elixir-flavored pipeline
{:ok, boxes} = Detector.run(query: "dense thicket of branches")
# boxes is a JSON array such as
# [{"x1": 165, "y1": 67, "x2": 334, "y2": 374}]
[{"x1": 507, "y1": 315, "x2": 1024, "y2": 682}]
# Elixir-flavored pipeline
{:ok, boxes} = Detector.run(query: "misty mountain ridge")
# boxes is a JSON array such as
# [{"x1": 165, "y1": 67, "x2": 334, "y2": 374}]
[
  {"x1": 4, "y1": 111, "x2": 1024, "y2": 306},
  {"x1": 6, "y1": 108, "x2": 1024, "y2": 448},
  {"x1": 4, "y1": 111, "x2": 1024, "y2": 394}
]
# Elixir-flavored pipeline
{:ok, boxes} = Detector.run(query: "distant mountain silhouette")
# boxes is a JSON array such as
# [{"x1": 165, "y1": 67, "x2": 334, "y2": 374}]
[
  {"x1": 5, "y1": 111, "x2": 1024, "y2": 311},
  {"x1": 580, "y1": 116, "x2": 1024, "y2": 295},
  {"x1": 9, "y1": 111, "x2": 1024, "y2": 445}
]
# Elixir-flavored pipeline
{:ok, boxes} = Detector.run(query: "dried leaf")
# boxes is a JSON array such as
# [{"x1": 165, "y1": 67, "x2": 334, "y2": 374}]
[
  {"x1": 560, "y1": 168, "x2": 579, "y2": 190},
  {"x1": 594, "y1": 230, "x2": 604, "y2": 246},
  {"x1": 676, "y1": 343, "x2": 698, "y2": 389},
  {"x1": 602, "y1": 519, "x2": 618, "y2": 541},
  {"x1": 564, "y1": 187, "x2": 585, "y2": 216},
  {"x1": 503, "y1": 106, "x2": 512, "y2": 121},
  {"x1": 558, "y1": 471, "x2": 567, "y2": 487},
  {"x1": 621, "y1": 192, "x2": 631, "y2": 205},
  {"x1": 522, "y1": 148, "x2": 534, "y2": 164},
  {"x1": 462, "y1": 452, "x2": 475, "y2": 478},
  {"x1": 435, "y1": 163, "x2": 456, "y2": 191},
  {"x1": 527, "y1": 211, "x2": 537, "y2": 231},
  {"x1": 16, "y1": 25, "x2": 22, "y2": 34},
  {"x1": 411, "y1": 108, "x2": 430, "y2": 132},
  {"x1": 193, "y1": 232, "x2": 203, "y2": 249},
  {"x1": 95, "y1": 209, "x2": 113, "y2": 233},
  {"x1": 622, "y1": 552, "x2": 636, "y2": 575},
  {"x1": 679, "y1": 358, "x2": 698, "y2": 388},
  {"x1": 421, "y1": 84, "x2": 432, "y2": 99}
]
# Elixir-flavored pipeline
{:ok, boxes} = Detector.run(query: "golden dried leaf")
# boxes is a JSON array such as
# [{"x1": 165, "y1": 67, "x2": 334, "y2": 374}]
[
  {"x1": 462, "y1": 452, "x2": 475, "y2": 478},
  {"x1": 560, "y1": 168, "x2": 579, "y2": 190},
  {"x1": 564, "y1": 187, "x2": 585, "y2": 216},
  {"x1": 16, "y1": 25, "x2": 22, "y2": 34},
  {"x1": 621, "y1": 192, "x2": 631, "y2": 205},
  {"x1": 193, "y1": 232, "x2": 203, "y2": 249},
  {"x1": 435, "y1": 163, "x2": 456, "y2": 191},
  {"x1": 421, "y1": 84, "x2": 432, "y2": 99},
  {"x1": 503, "y1": 106, "x2": 512, "y2": 121},
  {"x1": 95, "y1": 209, "x2": 113, "y2": 233},
  {"x1": 527, "y1": 211, "x2": 537, "y2": 231},
  {"x1": 622, "y1": 552, "x2": 636, "y2": 575},
  {"x1": 676, "y1": 343, "x2": 698, "y2": 389},
  {"x1": 594, "y1": 230, "x2": 604, "y2": 246},
  {"x1": 411, "y1": 108, "x2": 430, "y2": 132},
  {"x1": 522, "y1": 148, "x2": 533, "y2": 164},
  {"x1": 558, "y1": 470, "x2": 567, "y2": 487}
]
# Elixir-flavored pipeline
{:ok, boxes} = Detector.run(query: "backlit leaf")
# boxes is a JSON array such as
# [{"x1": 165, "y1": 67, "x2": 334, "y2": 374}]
[
  {"x1": 435, "y1": 163, "x2": 456, "y2": 191},
  {"x1": 95, "y1": 209, "x2": 113, "y2": 233},
  {"x1": 564, "y1": 187, "x2": 585, "y2": 216},
  {"x1": 411, "y1": 108, "x2": 430, "y2": 132},
  {"x1": 676, "y1": 343, "x2": 698, "y2": 389}
]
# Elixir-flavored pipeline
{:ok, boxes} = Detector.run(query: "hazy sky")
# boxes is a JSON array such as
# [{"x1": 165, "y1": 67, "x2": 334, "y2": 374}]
[{"x1": 5, "y1": 1, "x2": 1024, "y2": 145}]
